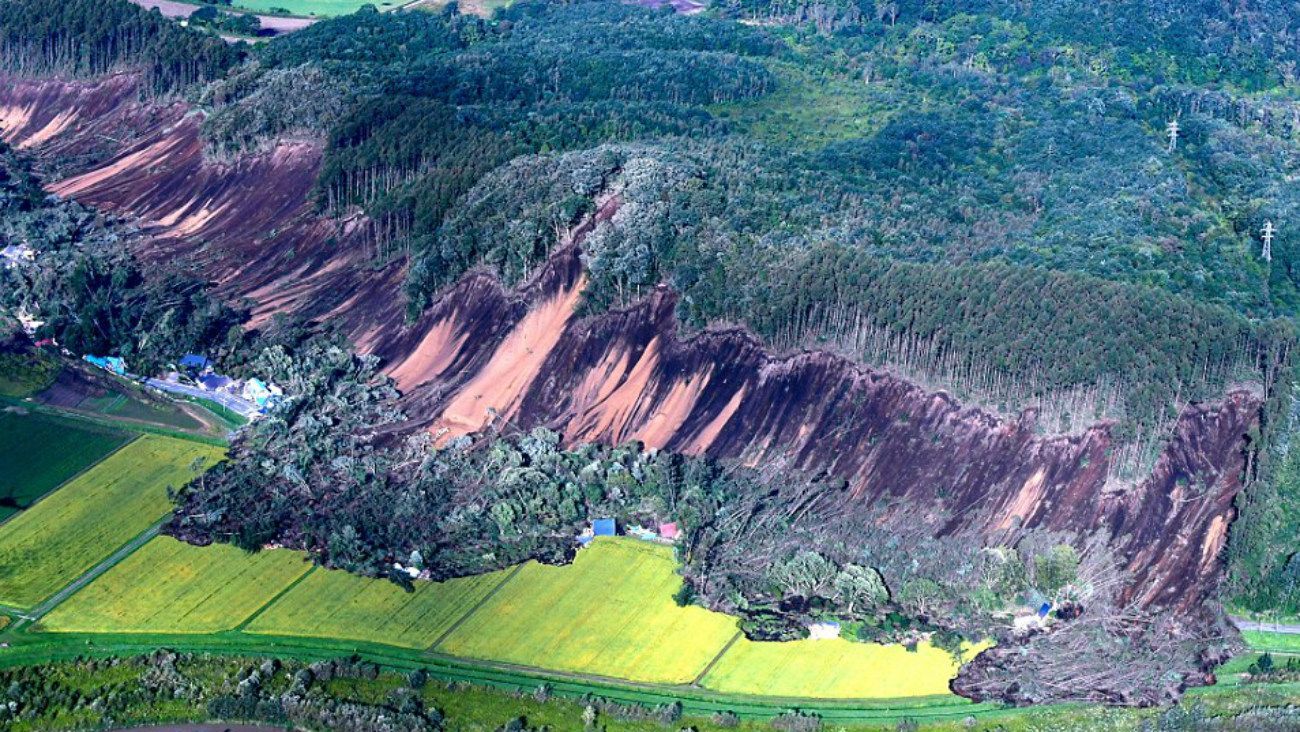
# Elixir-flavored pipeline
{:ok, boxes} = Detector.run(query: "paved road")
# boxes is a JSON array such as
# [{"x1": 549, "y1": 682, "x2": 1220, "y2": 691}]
[
  {"x1": 1233, "y1": 616, "x2": 1300, "y2": 634},
  {"x1": 146, "y1": 378, "x2": 260, "y2": 419},
  {"x1": 129, "y1": 0, "x2": 318, "y2": 34}
]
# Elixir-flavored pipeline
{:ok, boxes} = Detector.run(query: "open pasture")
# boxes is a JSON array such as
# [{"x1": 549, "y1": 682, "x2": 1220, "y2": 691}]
[
  {"x1": 41, "y1": 536, "x2": 310, "y2": 633},
  {"x1": 699, "y1": 635, "x2": 982, "y2": 700},
  {"x1": 0, "y1": 411, "x2": 129, "y2": 521},
  {"x1": 225, "y1": 0, "x2": 403, "y2": 16},
  {"x1": 246, "y1": 563, "x2": 513, "y2": 648},
  {"x1": 437, "y1": 538, "x2": 739, "y2": 684},
  {"x1": 0, "y1": 435, "x2": 223, "y2": 609}
]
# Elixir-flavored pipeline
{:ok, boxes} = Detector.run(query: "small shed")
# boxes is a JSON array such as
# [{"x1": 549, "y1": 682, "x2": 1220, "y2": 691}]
[
  {"x1": 593, "y1": 518, "x2": 616, "y2": 537},
  {"x1": 658, "y1": 522, "x2": 680, "y2": 540},
  {"x1": 84, "y1": 355, "x2": 127, "y2": 376},
  {"x1": 1037, "y1": 602, "x2": 1052, "y2": 619}
]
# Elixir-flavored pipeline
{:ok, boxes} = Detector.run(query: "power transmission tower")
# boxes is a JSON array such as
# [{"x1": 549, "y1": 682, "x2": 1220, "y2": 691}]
[
  {"x1": 1166, "y1": 119, "x2": 1180, "y2": 152},
  {"x1": 1262, "y1": 221, "x2": 1275, "y2": 263}
]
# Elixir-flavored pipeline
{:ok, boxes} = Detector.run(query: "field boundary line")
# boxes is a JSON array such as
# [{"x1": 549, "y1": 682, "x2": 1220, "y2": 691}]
[
  {"x1": 0, "y1": 432, "x2": 140, "y2": 532},
  {"x1": 234, "y1": 564, "x2": 318, "y2": 631},
  {"x1": 427, "y1": 564, "x2": 525, "y2": 652},
  {"x1": 19, "y1": 517, "x2": 168, "y2": 627},
  {"x1": 691, "y1": 630, "x2": 742, "y2": 686}
]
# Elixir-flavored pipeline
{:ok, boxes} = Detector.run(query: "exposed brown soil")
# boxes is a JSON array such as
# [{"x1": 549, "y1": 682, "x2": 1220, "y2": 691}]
[{"x1": 0, "y1": 73, "x2": 1260, "y2": 626}]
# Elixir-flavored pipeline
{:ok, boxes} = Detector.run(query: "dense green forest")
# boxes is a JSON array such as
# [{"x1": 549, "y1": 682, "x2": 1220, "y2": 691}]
[{"x1": 0, "y1": 0, "x2": 242, "y2": 93}]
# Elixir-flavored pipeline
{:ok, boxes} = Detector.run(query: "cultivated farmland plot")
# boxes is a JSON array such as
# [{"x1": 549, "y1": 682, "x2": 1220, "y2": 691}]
[
  {"x1": 0, "y1": 435, "x2": 223, "y2": 609},
  {"x1": 246, "y1": 564, "x2": 513, "y2": 649},
  {"x1": 437, "y1": 538, "x2": 739, "y2": 684},
  {"x1": 0, "y1": 411, "x2": 129, "y2": 521},
  {"x1": 41, "y1": 537, "x2": 310, "y2": 633},
  {"x1": 698, "y1": 636, "x2": 983, "y2": 700}
]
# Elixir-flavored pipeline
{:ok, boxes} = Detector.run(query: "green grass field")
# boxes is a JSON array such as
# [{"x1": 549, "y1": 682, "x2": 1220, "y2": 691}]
[
  {"x1": 41, "y1": 537, "x2": 310, "y2": 633},
  {"x1": 246, "y1": 563, "x2": 513, "y2": 649},
  {"x1": 0, "y1": 436, "x2": 223, "y2": 609},
  {"x1": 438, "y1": 538, "x2": 739, "y2": 684},
  {"x1": 699, "y1": 636, "x2": 982, "y2": 700},
  {"x1": 227, "y1": 0, "x2": 400, "y2": 16},
  {"x1": 0, "y1": 411, "x2": 129, "y2": 522},
  {"x1": 1243, "y1": 630, "x2": 1300, "y2": 653}
]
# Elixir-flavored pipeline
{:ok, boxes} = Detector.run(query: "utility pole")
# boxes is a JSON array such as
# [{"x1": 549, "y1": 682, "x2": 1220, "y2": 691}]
[
  {"x1": 1262, "y1": 221, "x2": 1275, "y2": 263},
  {"x1": 1166, "y1": 118, "x2": 1180, "y2": 152}
]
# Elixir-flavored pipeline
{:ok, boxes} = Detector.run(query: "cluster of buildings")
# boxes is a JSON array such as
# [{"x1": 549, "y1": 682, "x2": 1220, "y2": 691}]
[
  {"x1": 576, "y1": 518, "x2": 680, "y2": 547},
  {"x1": 166, "y1": 353, "x2": 284, "y2": 416}
]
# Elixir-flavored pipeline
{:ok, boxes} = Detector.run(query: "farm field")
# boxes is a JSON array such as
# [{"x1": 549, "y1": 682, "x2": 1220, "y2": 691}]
[
  {"x1": 1243, "y1": 630, "x2": 1300, "y2": 653},
  {"x1": 0, "y1": 435, "x2": 223, "y2": 609},
  {"x1": 0, "y1": 411, "x2": 129, "y2": 521},
  {"x1": 437, "y1": 538, "x2": 739, "y2": 684},
  {"x1": 698, "y1": 635, "x2": 983, "y2": 700},
  {"x1": 246, "y1": 563, "x2": 513, "y2": 649},
  {"x1": 41, "y1": 537, "x2": 310, "y2": 633},
  {"x1": 225, "y1": 0, "x2": 403, "y2": 16}
]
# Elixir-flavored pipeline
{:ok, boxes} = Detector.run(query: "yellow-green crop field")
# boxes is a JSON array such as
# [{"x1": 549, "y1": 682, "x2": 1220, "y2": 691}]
[
  {"x1": 0, "y1": 436, "x2": 223, "y2": 609},
  {"x1": 437, "y1": 538, "x2": 739, "y2": 684},
  {"x1": 699, "y1": 636, "x2": 986, "y2": 699},
  {"x1": 246, "y1": 564, "x2": 513, "y2": 648},
  {"x1": 41, "y1": 537, "x2": 310, "y2": 633}
]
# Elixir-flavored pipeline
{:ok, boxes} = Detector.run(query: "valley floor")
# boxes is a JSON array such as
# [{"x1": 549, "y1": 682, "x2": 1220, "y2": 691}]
[{"x1": 0, "y1": 402, "x2": 1296, "y2": 729}]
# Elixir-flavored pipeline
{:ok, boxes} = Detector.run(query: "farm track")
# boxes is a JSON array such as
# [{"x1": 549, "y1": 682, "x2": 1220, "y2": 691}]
[
  {"x1": 426, "y1": 563, "x2": 524, "y2": 652},
  {"x1": 18, "y1": 516, "x2": 167, "y2": 627}
]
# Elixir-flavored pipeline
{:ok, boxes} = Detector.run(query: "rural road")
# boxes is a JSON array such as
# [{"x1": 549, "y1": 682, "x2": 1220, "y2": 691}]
[
  {"x1": 1232, "y1": 616, "x2": 1300, "y2": 634},
  {"x1": 129, "y1": 0, "x2": 318, "y2": 34},
  {"x1": 145, "y1": 377, "x2": 260, "y2": 418}
]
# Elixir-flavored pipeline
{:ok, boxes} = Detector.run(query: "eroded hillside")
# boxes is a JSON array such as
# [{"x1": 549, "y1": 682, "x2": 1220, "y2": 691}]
[{"x1": 0, "y1": 73, "x2": 1263, "y2": 625}]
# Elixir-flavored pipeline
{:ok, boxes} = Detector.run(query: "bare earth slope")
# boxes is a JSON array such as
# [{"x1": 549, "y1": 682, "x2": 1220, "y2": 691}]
[{"x1": 0, "y1": 73, "x2": 1257, "y2": 630}]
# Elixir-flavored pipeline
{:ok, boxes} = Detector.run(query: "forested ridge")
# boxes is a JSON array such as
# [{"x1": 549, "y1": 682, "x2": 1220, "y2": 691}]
[{"x1": 5, "y1": 0, "x2": 1300, "y2": 708}]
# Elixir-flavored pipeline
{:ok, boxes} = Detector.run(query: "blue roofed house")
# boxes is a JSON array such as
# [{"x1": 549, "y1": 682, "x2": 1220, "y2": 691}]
[
  {"x1": 1037, "y1": 602, "x2": 1052, "y2": 619},
  {"x1": 179, "y1": 354, "x2": 210, "y2": 371},
  {"x1": 593, "y1": 518, "x2": 616, "y2": 537}
]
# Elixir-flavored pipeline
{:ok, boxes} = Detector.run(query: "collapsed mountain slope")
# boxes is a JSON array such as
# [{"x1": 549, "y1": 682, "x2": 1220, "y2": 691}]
[
  {"x1": 3, "y1": 71, "x2": 1262, "y2": 613},
  {"x1": 3, "y1": 0, "x2": 1297, "y2": 703}
]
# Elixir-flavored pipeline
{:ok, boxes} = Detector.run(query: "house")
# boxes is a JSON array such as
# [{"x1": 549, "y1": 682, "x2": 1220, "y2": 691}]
[
  {"x1": 198, "y1": 374, "x2": 234, "y2": 392},
  {"x1": 658, "y1": 522, "x2": 680, "y2": 541},
  {"x1": 242, "y1": 378, "x2": 284, "y2": 408},
  {"x1": 592, "y1": 518, "x2": 616, "y2": 537},
  {"x1": 84, "y1": 354, "x2": 127, "y2": 376},
  {"x1": 628, "y1": 525, "x2": 658, "y2": 541},
  {"x1": 576, "y1": 526, "x2": 595, "y2": 546},
  {"x1": 179, "y1": 354, "x2": 210, "y2": 372},
  {"x1": 807, "y1": 621, "x2": 841, "y2": 640}
]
